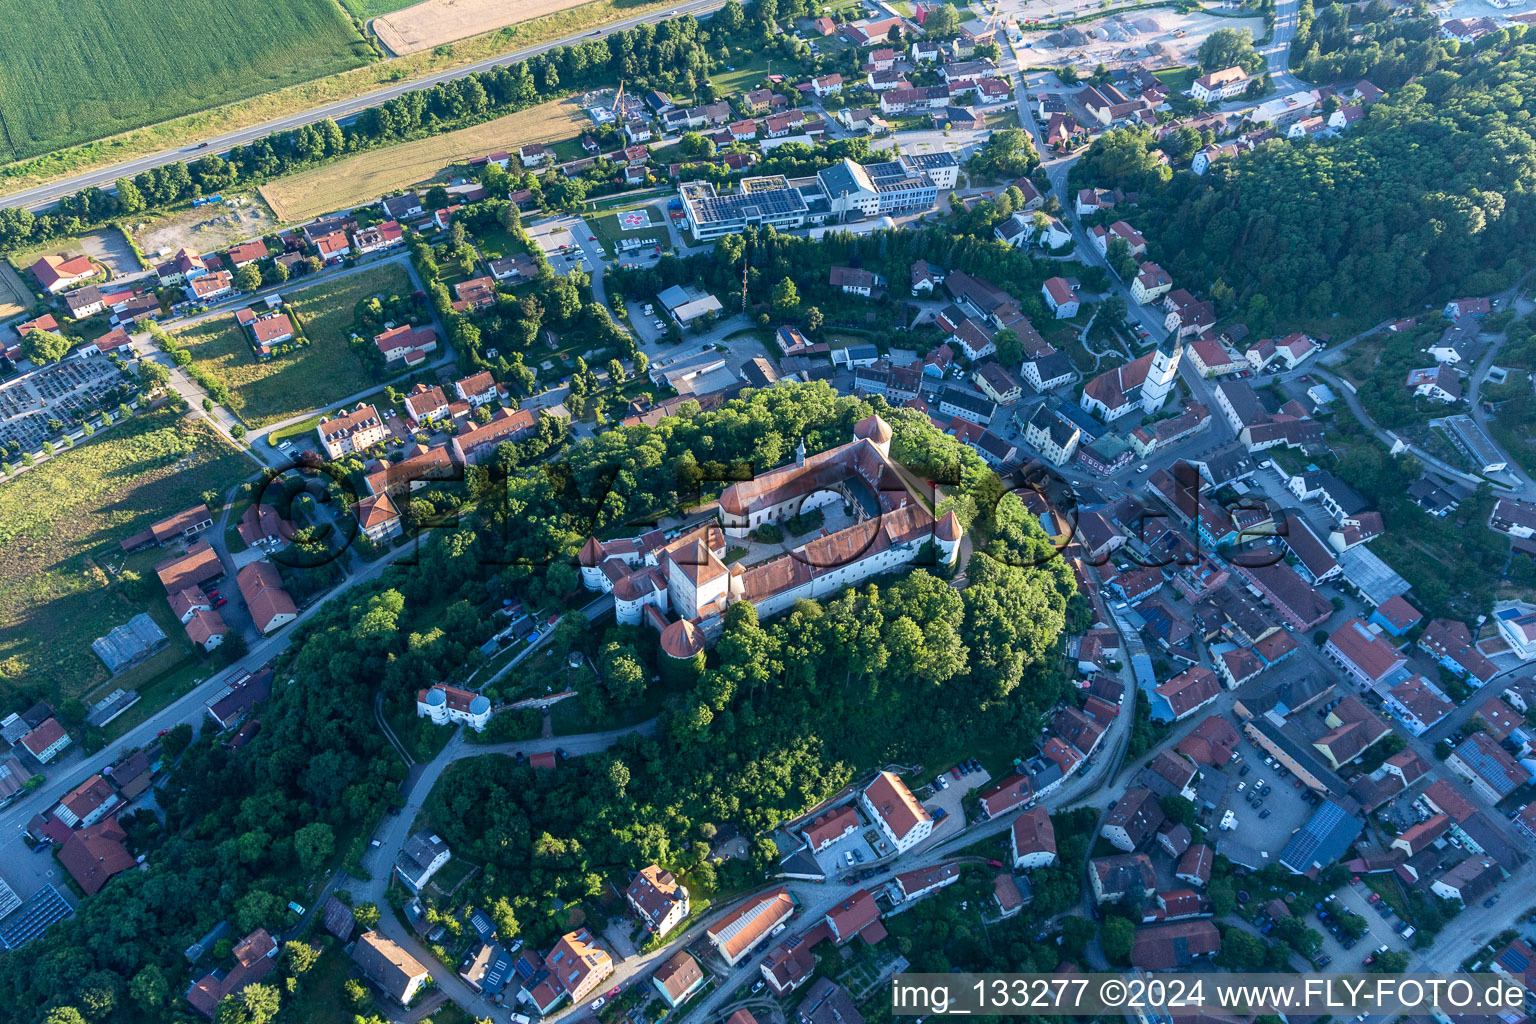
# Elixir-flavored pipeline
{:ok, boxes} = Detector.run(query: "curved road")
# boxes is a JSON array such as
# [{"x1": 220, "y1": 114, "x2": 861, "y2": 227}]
[
  {"x1": 353, "y1": 557, "x2": 1143, "y2": 1022},
  {"x1": 0, "y1": 0, "x2": 729, "y2": 213}
]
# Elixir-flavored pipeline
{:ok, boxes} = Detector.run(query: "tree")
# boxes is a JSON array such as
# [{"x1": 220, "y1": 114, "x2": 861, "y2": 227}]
[
  {"x1": 294, "y1": 821, "x2": 335, "y2": 871},
  {"x1": 607, "y1": 358, "x2": 625, "y2": 385},
  {"x1": 354, "y1": 902, "x2": 382, "y2": 929},
  {"x1": 1197, "y1": 27, "x2": 1264, "y2": 73},
  {"x1": 283, "y1": 940, "x2": 321, "y2": 975},
  {"x1": 1159, "y1": 794, "x2": 1197, "y2": 828},
  {"x1": 771, "y1": 277, "x2": 800, "y2": 315},
  {"x1": 116, "y1": 177, "x2": 146, "y2": 214},
  {"x1": 235, "y1": 264, "x2": 263, "y2": 293},
  {"x1": 21, "y1": 329, "x2": 71, "y2": 365},
  {"x1": 1217, "y1": 928, "x2": 1268, "y2": 970},
  {"x1": 1369, "y1": 950, "x2": 1410, "y2": 973},
  {"x1": 344, "y1": 979, "x2": 371, "y2": 1009},
  {"x1": 922, "y1": 3, "x2": 958, "y2": 36},
  {"x1": 1100, "y1": 916, "x2": 1135, "y2": 963},
  {"x1": 1208, "y1": 875, "x2": 1237, "y2": 916},
  {"x1": 805, "y1": 306, "x2": 823, "y2": 331},
  {"x1": 993, "y1": 328, "x2": 1022, "y2": 366},
  {"x1": 161, "y1": 722, "x2": 194, "y2": 758},
  {"x1": 130, "y1": 965, "x2": 168, "y2": 1012}
]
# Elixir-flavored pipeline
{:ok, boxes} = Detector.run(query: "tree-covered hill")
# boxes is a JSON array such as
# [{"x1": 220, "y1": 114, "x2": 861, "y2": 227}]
[{"x1": 1132, "y1": 20, "x2": 1536, "y2": 332}]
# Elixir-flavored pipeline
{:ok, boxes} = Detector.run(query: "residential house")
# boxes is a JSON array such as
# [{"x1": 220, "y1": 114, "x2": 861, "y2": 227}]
[
  {"x1": 861, "y1": 771, "x2": 932, "y2": 853},
  {"x1": 1191, "y1": 66, "x2": 1249, "y2": 103},
  {"x1": 1010, "y1": 806, "x2": 1058, "y2": 869},
  {"x1": 652, "y1": 951, "x2": 705, "y2": 1008},
  {"x1": 627, "y1": 864, "x2": 690, "y2": 938},
  {"x1": 395, "y1": 832, "x2": 451, "y2": 892},
  {"x1": 317, "y1": 405, "x2": 387, "y2": 458},
  {"x1": 235, "y1": 560, "x2": 296, "y2": 635},
  {"x1": 1042, "y1": 278, "x2": 1078, "y2": 318},
  {"x1": 353, "y1": 931, "x2": 430, "y2": 1005}
]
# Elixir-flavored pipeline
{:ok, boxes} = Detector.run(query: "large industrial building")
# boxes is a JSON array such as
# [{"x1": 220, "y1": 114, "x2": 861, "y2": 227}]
[{"x1": 679, "y1": 150, "x2": 953, "y2": 238}]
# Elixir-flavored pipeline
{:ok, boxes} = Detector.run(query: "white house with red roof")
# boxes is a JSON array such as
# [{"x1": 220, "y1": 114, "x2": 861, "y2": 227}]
[
  {"x1": 1042, "y1": 278, "x2": 1078, "y2": 318},
  {"x1": 30, "y1": 253, "x2": 97, "y2": 293},
  {"x1": 861, "y1": 771, "x2": 932, "y2": 854}
]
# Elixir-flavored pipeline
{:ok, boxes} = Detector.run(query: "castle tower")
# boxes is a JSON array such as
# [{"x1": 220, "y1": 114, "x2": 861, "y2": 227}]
[
  {"x1": 1141, "y1": 331, "x2": 1184, "y2": 412},
  {"x1": 853, "y1": 413, "x2": 893, "y2": 458},
  {"x1": 795, "y1": 436, "x2": 807, "y2": 467},
  {"x1": 934, "y1": 509, "x2": 963, "y2": 566}
]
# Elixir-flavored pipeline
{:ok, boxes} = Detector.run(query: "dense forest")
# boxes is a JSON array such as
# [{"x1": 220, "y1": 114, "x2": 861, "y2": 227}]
[
  {"x1": 0, "y1": 383, "x2": 1076, "y2": 1023},
  {"x1": 1127, "y1": 18, "x2": 1536, "y2": 332}
]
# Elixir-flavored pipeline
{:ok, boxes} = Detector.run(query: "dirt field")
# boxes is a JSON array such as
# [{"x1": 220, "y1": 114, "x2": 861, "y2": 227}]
[
  {"x1": 374, "y1": 0, "x2": 598, "y2": 55},
  {"x1": 134, "y1": 193, "x2": 279, "y2": 260},
  {"x1": 1025, "y1": 9, "x2": 1266, "y2": 69},
  {"x1": 259, "y1": 101, "x2": 586, "y2": 221}
]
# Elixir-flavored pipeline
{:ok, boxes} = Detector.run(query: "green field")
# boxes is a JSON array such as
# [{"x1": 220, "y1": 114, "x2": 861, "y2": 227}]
[
  {"x1": 335, "y1": 0, "x2": 420, "y2": 16},
  {"x1": 0, "y1": 0, "x2": 373, "y2": 161},
  {"x1": 177, "y1": 263, "x2": 414, "y2": 427},
  {"x1": 0, "y1": 408, "x2": 249, "y2": 705}
]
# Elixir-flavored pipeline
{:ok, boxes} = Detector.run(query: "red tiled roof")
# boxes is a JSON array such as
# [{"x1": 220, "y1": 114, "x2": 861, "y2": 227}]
[{"x1": 863, "y1": 771, "x2": 930, "y2": 841}]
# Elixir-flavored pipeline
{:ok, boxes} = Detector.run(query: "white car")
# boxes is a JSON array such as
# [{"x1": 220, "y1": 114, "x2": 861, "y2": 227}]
[{"x1": 592, "y1": 998, "x2": 606, "y2": 1010}]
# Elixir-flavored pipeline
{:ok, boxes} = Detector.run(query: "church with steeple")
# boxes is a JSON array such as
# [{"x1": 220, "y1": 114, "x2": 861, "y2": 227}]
[
  {"x1": 1079, "y1": 331, "x2": 1184, "y2": 423},
  {"x1": 578, "y1": 414, "x2": 963, "y2": 660}
]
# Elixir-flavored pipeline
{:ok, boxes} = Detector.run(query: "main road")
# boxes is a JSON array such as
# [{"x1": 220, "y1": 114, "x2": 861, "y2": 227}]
[{"x1": 0, "y1": 0, "x2": 728, "y2": 213}]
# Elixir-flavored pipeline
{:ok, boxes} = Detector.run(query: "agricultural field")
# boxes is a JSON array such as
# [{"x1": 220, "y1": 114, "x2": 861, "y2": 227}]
[
  {"x1": 0, "y1": 263, "x2": 28, "y2": 320},
  {"x1": 0, "y1": 0, "x2": 373, "y2": 162},
  {"x1": 0, "y1": 408, "x2": 248, "y2": 706},
  {"x1": 259, "y1": 100, "x2": 586, "y2": 221},
  {"x1": 176, "y1": 263, "x2": 414, "y2": 427},
  {"x1": 336, "y1": 0, "x2": 420, "y2": 17},
  {"x1": 374, "y1": 0, "x2": 608, "y2": 55}
]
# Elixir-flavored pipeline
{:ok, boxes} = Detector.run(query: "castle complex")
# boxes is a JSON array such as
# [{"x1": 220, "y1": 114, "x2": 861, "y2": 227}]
[{"x1": 578, "y1": 415, "x2": 962, "y2": 659}]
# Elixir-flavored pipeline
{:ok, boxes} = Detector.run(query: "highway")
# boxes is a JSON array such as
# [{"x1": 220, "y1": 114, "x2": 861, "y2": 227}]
[{"x1": 0, "y1": 0, "x2": 728, "y2": 213}]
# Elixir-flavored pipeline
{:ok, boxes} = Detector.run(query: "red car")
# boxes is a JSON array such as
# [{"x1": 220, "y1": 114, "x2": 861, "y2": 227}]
[
  {"x1": 608, "y1": 987, "x2": 620, "y2": 998},
  {"x1": 986, "y1": 859, "x2": 1004, "y2": 868},
  {"x1": 214, "y1": 598, "x2": 228, "y2": 608}
]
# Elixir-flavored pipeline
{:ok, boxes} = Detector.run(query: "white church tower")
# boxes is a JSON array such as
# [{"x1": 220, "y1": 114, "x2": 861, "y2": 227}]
[{"x1": 1141, "y1": 331, "x2": 1183, "y2": 413}]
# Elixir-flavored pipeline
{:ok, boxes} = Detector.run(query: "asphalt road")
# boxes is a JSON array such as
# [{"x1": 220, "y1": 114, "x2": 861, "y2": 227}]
[{"x1": 0, "y1": 0, "x2": 729, "y2": 213}]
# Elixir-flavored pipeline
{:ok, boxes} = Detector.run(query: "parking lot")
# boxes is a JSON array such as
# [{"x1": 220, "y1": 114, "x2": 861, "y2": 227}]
[
  {"x1": 1308, "y1": 879, "x2": 1413, "y2": 966},
  {"x1": 811, "y1": 813, "x2": 884, "y2": 879},
  {"x1": 923, "y1": 763, "x2": 992, "y2": 839},
  {"x1": 1210, "y1": 735, "x2": 1319, "y2": 865}
]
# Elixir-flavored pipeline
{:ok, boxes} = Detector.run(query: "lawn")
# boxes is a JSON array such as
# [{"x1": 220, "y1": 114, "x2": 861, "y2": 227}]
[
  {"x1": 0, "y1": 408, "x2": 248, "y2": 706},
  {"x1": 177, "y1": 263, "x2": 412, "y2": 427},
  {"x1": 259, "y1": 101, "x2": 587, "y2": 221},
  {"x1": 706, "y1": 52, "x2": 775, "y2": 99},
  {"x1": 283, "y1": 942, "x2": 373, "y2": 1024},
  {"x1": 0, "y1": 0, "x2": 372, "y2": 162}
]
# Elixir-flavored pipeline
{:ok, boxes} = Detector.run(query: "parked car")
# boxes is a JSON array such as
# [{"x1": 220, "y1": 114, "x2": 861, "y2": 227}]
[
  {"x1": 1239, "y1": 765, "x2": 1250, "y2": 776},
  {"x1": 1485, "y1": 895, "x2": 1501, "y2": 908},
  {"x1": 935, "y1": 774, "x2": 949, "y2": 790},
  {"x1": 1259, "y1": 809, "x2": 1271, "y2": 819}
]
